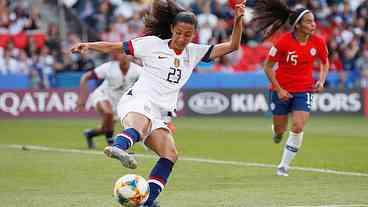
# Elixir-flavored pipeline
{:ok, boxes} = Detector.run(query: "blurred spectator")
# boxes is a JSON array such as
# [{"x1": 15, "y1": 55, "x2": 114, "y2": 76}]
[
  {"x1": 24, "y1": 7, "x2": 41, "y2": 30},
  {"x1": 0, "y1": 0, "x2": 367, "y2": 90},
  {"x1": 328, "y1": 51, "x2": 346, "y2": 88},
  {"x1": 45, "y1": 22, "x2": 61, "y2": 55},
  {"x1": 32, "y1": 46, "x2": 56, "y2": 88},
  {"x1": 0, "y1": 48, "x2": 19, "y2": 74},
  {"x1": 357, "y1": 49, "x2": 368, "y2": 87},
  {"x1": 197, "y1": 1, "x2": 218, "y2": 44},
  {"x1": 101, "y1": 24, "x2": 121, "y2": 42}
]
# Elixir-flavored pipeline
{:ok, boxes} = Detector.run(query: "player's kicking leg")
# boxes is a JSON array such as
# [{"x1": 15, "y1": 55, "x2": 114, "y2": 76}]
[
  {"x1": 104, "y1": 144, "x2": 138, "y2": 169},
  {"x1": 104, "y1": 112, "x2": 151, "y2": 169}
]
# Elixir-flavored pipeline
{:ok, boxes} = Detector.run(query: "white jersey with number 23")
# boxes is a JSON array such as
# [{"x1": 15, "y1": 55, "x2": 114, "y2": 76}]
[{"x1": 123, "y1": 35, "x2": 213, "y2": 111}]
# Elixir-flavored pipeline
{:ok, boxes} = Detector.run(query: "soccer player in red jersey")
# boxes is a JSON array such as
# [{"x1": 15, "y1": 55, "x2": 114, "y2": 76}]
[{"x1": 252, "y1": 0, "x2": 330, "y2": 176}]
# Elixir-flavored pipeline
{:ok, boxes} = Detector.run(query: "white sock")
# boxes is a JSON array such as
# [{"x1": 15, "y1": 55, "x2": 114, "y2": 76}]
[{"x1": 278, "y1": 131, "x2": 304, "y2": 169}]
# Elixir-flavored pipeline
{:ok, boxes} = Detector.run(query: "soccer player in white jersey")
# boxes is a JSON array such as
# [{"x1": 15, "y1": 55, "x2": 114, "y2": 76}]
[
  {"x1": 71, "y1": 0, "x2": 245, "y2": 206},
  {"x1": 76, "y1": 53, "x2": 140, "y2": 149}
]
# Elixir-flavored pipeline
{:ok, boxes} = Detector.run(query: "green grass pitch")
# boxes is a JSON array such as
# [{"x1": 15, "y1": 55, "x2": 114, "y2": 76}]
[{"x1": 0, "y1": 116, "x2": 367, "y2": 207}]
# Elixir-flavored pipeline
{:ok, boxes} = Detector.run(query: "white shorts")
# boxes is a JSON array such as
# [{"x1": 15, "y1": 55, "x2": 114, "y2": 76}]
[
  {"x1": 117, "y1": 91, "x2": 172, "y2": 136},
  {"x1": 89, "y1": 87, "x2": 121, "y2": 114}
]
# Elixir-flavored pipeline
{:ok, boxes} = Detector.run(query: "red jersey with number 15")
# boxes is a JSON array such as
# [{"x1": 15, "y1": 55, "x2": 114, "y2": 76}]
[{"x1": 267, "y1": 32, "x2": 328, "y2": 92}]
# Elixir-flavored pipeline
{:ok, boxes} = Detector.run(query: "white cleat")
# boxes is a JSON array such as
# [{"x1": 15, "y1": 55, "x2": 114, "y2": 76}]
[
  {"x1": 276, "y1": 167, "x2": 289, "y2": 176},
  {"x1": 104, "y1": 146, "x2": 138, "y2": 169}
]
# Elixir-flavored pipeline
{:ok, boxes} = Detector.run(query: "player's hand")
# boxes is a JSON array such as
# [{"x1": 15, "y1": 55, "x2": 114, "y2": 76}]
[
  {"x1": 313, "y1": 81, "x2": 324, "y2": 93},
  {"x1": 70, "y1": 43, "x2": 89, "y2": 54},
  {"x1": 277, "y1": 88, "x2": 293, "y2": 101},
  {"x1": 76, "y1": 99, "x2": 86, "y2": 112},
  {"x1": 234, "y1": 0, "x2": 246, "y2": 19}
]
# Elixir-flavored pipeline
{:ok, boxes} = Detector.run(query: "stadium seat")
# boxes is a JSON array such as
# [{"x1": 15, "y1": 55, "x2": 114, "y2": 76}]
[
  {"x1": 0, "y1": 33, "x2": 11, "y2": 48},
  {"x1": 30, "y1": 32, "x2": 47, "y2": 49},
  {"x1": 12, "y1": 32, "x2": 29, "y2": 49}
]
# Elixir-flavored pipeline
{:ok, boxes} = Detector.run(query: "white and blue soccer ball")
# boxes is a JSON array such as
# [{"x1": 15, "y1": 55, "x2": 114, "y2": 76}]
[{"x1": 113, "y1": 174, "x2": 150, "y2": 207}]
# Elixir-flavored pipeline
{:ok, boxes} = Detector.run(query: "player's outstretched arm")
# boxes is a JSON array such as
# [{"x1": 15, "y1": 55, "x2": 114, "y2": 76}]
[
  {"x1": 209, "y1": 1, "x2": 245, "y2": 59},
  {"x1": 70, "y1": 42, "x2": 123, "y2": 54}
]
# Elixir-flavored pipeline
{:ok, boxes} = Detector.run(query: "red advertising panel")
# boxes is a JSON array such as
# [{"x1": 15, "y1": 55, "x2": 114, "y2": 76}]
[{"x1": 0, "y1": 89, "x2": 97, "y2": 118}]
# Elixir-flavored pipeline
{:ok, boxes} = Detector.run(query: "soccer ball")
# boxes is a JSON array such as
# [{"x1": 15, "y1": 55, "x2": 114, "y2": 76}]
[{"x1": 113, "y1": 174, "x2": 150, "y2": 207}]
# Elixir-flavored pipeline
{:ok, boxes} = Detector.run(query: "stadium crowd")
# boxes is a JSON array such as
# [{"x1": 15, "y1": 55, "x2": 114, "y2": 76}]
[{"x1": 0, "y1": 0, "x2": 367, "y2": 88}]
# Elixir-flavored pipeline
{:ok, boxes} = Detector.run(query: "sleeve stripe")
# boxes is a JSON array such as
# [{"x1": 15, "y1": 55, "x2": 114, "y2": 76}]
[
  {"x1": 123, "y1": 40, "x2": 134, "y2": 56},
  {"x1": 91, "y1": 70, "x2": 100, "y2": 80},
  {"x1": 201, "y1": 45, "x2": 214, "y2": 63}
]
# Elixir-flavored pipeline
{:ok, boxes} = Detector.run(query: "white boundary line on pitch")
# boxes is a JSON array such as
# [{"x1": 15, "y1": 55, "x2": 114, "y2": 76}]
[
  {"x1": 287, "y1": 205, "x2": 368, "y2": 207},
  {"x1": 2, "y1": 144, "x2": 368, "y2": 177}
]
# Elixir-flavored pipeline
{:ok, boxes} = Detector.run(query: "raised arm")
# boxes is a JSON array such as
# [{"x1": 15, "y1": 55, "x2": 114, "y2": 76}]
[
  {"x1": 70, "y1": 42, "x2": 123, "y2": 54},
  {"x1": 209, "y1": 1, "x2": 245, "y2": 59}
]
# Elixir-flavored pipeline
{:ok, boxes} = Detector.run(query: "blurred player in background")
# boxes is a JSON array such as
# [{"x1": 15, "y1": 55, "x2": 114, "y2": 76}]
[
  {"x1": 253, "y1": 0, "x2": 329, "y2": 176},
  {"x1": 76, "y1": 53, "x2": 140, "y2": 149},
  {"x1": 71, "y1": 0, "x2": 245, "y2": 206}
]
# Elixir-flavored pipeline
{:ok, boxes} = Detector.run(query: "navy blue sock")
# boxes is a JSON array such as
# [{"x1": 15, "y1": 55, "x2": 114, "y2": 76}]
[
  {"x1": 105, "y1": 131, "x2": 114, "y2": 145},
  {"x1": 144, "y1": 158, "x2": 174, "y2": 206},
  {"x1": 85, "y1": 129, "x2": 103, "y2": 138},
  {"x1": 112, "y1": 128, "x2": 140, "y2": 150}
]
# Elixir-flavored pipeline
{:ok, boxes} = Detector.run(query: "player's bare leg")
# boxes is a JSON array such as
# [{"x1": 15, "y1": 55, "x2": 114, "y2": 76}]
[
  {"x1": 277, "y1": 111, "x2": 309, "y2": 176},
  {"x1": 143, "y1": 128, "x2": 177, "y2": 207},
  {"x1": 83, "y1": 101, "x2": 114, "y2": 149},
  {"x1": 84, "y1": 101, "x2": 114, "y2": 149},
  {"x1": 167, "y1": 121, "x2": 176, "y2": 134},
  {"x1": 272, "y1": 115, "x2": 288, "y2": 144},
  {"x1": 97, "y1": 101, "x2": 115, "y2": 145},
  {"x1": 104, "y1": 112, "x2": 151, "y2": 169}
]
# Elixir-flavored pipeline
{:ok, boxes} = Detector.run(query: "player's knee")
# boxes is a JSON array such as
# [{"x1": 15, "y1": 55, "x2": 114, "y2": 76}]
[
  {"x1": 132, "y1": 128, "x2": 146, "y2": 139},
  {"x1": 102, "y1": 124, "x2": 113, "y2": 132},
  {"x1": 162, "y1": 148, "x2": 178, "y2": 163},
  {"x1": 274, "y1": 125, "x2": 287, "y2": 134},
  {"x1": 103, "y1": 111, "x2": 114, "y2": 119},
  {"x1": 291, "y1": 123, "x2": 304, "y2": 133}
]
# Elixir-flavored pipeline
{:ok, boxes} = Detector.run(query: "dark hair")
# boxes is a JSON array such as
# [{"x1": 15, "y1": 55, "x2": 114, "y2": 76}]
[
  {"x1": 252, "y1": 0, "x2": 310, "y2": 40},
  {"x1": 144, "y1": 0, "x2": 197, "y2": 39}
]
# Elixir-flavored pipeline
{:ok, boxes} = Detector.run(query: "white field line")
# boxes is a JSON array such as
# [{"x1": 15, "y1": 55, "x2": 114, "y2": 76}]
[
  {"x1": 2, "y1": 144, "x2": 368, "y2": 177},
  {"x1": 287, "y1": 205, "x2": 368, "y2": 207}
]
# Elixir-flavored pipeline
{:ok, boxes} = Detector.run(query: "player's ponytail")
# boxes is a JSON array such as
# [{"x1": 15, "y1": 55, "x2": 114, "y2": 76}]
[
  {"x1": 252, "y1": 0, "x2": 311, "y2": 40},
  {"x1": 144, "y1": 0, "x2": 196, "y2": 39}
]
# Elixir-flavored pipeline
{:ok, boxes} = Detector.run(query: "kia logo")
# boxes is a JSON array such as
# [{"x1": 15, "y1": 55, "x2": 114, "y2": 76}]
[{"x1": 188, "y1": 92, "x2": 229, "y2": 114}]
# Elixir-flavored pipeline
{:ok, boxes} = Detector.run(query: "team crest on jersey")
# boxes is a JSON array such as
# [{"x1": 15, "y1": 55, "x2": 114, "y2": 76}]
[
  {"x1": 174, "y1": 58, "x2": 180, "y2": 68},
  {"x1": 144, "y1": 104, "x2": 151, "y2": 113},
  {"x1": 310, "y1": 48, "x2": 316, "y2": 56},
  {"x1": 269, "y1": 46, "x2": 277, "y2": 57}
]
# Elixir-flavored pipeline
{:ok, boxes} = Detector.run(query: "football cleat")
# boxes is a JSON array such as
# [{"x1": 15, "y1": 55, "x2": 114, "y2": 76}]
[
  {"x1": 104, "y1": 146, "x2": 138, "y2": 169},
  {"x1": 84, "y1": 129, "x2": 96, "y2": 149},
  {"x1": 276, "y1": 166, "x2": 289, "y2": 177},
  {"x1": 140, "y1": 201, "x2": 160, "y2": 207}
]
